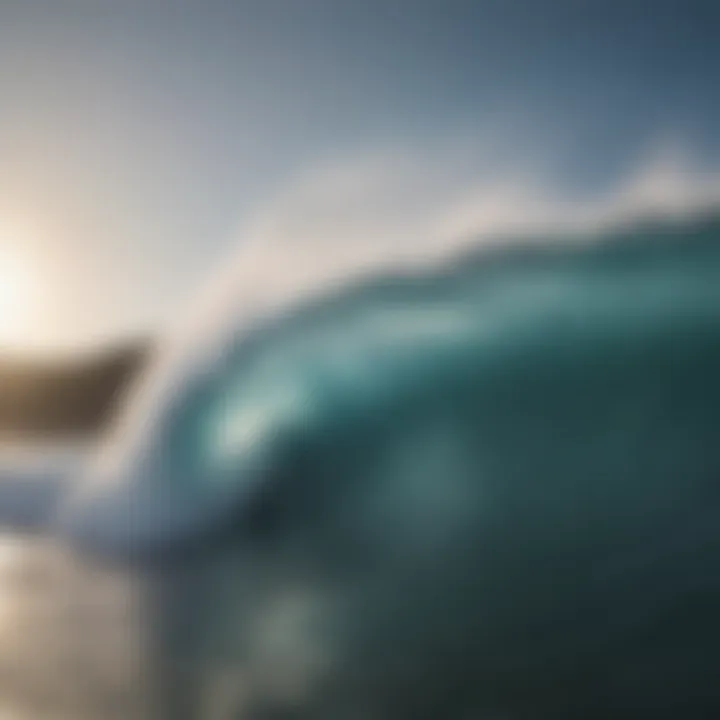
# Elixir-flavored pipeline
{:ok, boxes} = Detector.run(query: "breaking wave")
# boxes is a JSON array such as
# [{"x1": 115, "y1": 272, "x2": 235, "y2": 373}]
[
  {"x1": 2, "y1": 203, "x2": 720, "y2": 714},
  {"x1": 53, "y1": 207, "x2": 720, "y2": 555}
]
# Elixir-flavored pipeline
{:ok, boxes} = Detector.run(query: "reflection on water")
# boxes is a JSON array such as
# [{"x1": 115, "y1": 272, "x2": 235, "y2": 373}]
[
  {"x1": 0, "y1": 533, "x2": 344, "y2": 720},
  {"x1": 0, "y1": 535, "x2": 152, "y2": 720}
]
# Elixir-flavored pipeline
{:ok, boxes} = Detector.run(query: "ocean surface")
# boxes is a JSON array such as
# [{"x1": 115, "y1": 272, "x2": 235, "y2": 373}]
[
  {"x1": 0, "y1": 526, "x2": 272, "y2": 720},
  {"x1": 1, "y1": 211, "x2": 720, "y2": 718}
]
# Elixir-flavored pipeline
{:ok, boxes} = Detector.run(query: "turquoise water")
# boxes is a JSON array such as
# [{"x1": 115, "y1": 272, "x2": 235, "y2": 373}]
[{"x1": 2, "y1": 212, "x2": 720, "y2": 717}]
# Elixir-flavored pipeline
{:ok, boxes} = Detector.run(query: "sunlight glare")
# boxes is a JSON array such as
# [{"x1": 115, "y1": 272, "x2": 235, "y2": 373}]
[{"x1": 0, "y1": 242, "x2": 35, "y2": 349}]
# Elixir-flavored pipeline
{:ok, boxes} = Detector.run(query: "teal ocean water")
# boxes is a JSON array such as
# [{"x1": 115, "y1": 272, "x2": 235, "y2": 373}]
[{"x1": 2, "y1": 210, "x2": 720, "y2": 718}]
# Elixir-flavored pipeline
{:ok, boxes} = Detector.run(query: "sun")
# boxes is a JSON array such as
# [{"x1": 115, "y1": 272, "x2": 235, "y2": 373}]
[{"x1": 0, "y1": 243, "x2": 35, "y2": 349}]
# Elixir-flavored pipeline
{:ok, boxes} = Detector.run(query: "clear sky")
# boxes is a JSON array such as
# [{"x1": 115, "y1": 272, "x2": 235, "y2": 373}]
[{"x1": 0, "y1": 0, "x2": 719, "y2": 354}]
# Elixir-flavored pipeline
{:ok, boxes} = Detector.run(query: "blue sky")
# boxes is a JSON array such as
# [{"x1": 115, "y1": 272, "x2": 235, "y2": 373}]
[{"x1": 0, "y1": 0, "x2": 719, "y2": 353}]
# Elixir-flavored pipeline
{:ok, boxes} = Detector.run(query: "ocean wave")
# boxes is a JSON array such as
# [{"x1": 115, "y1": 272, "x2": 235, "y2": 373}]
[{"x1": 49, "y1": 206, "x2": 720, "y2": 555}]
